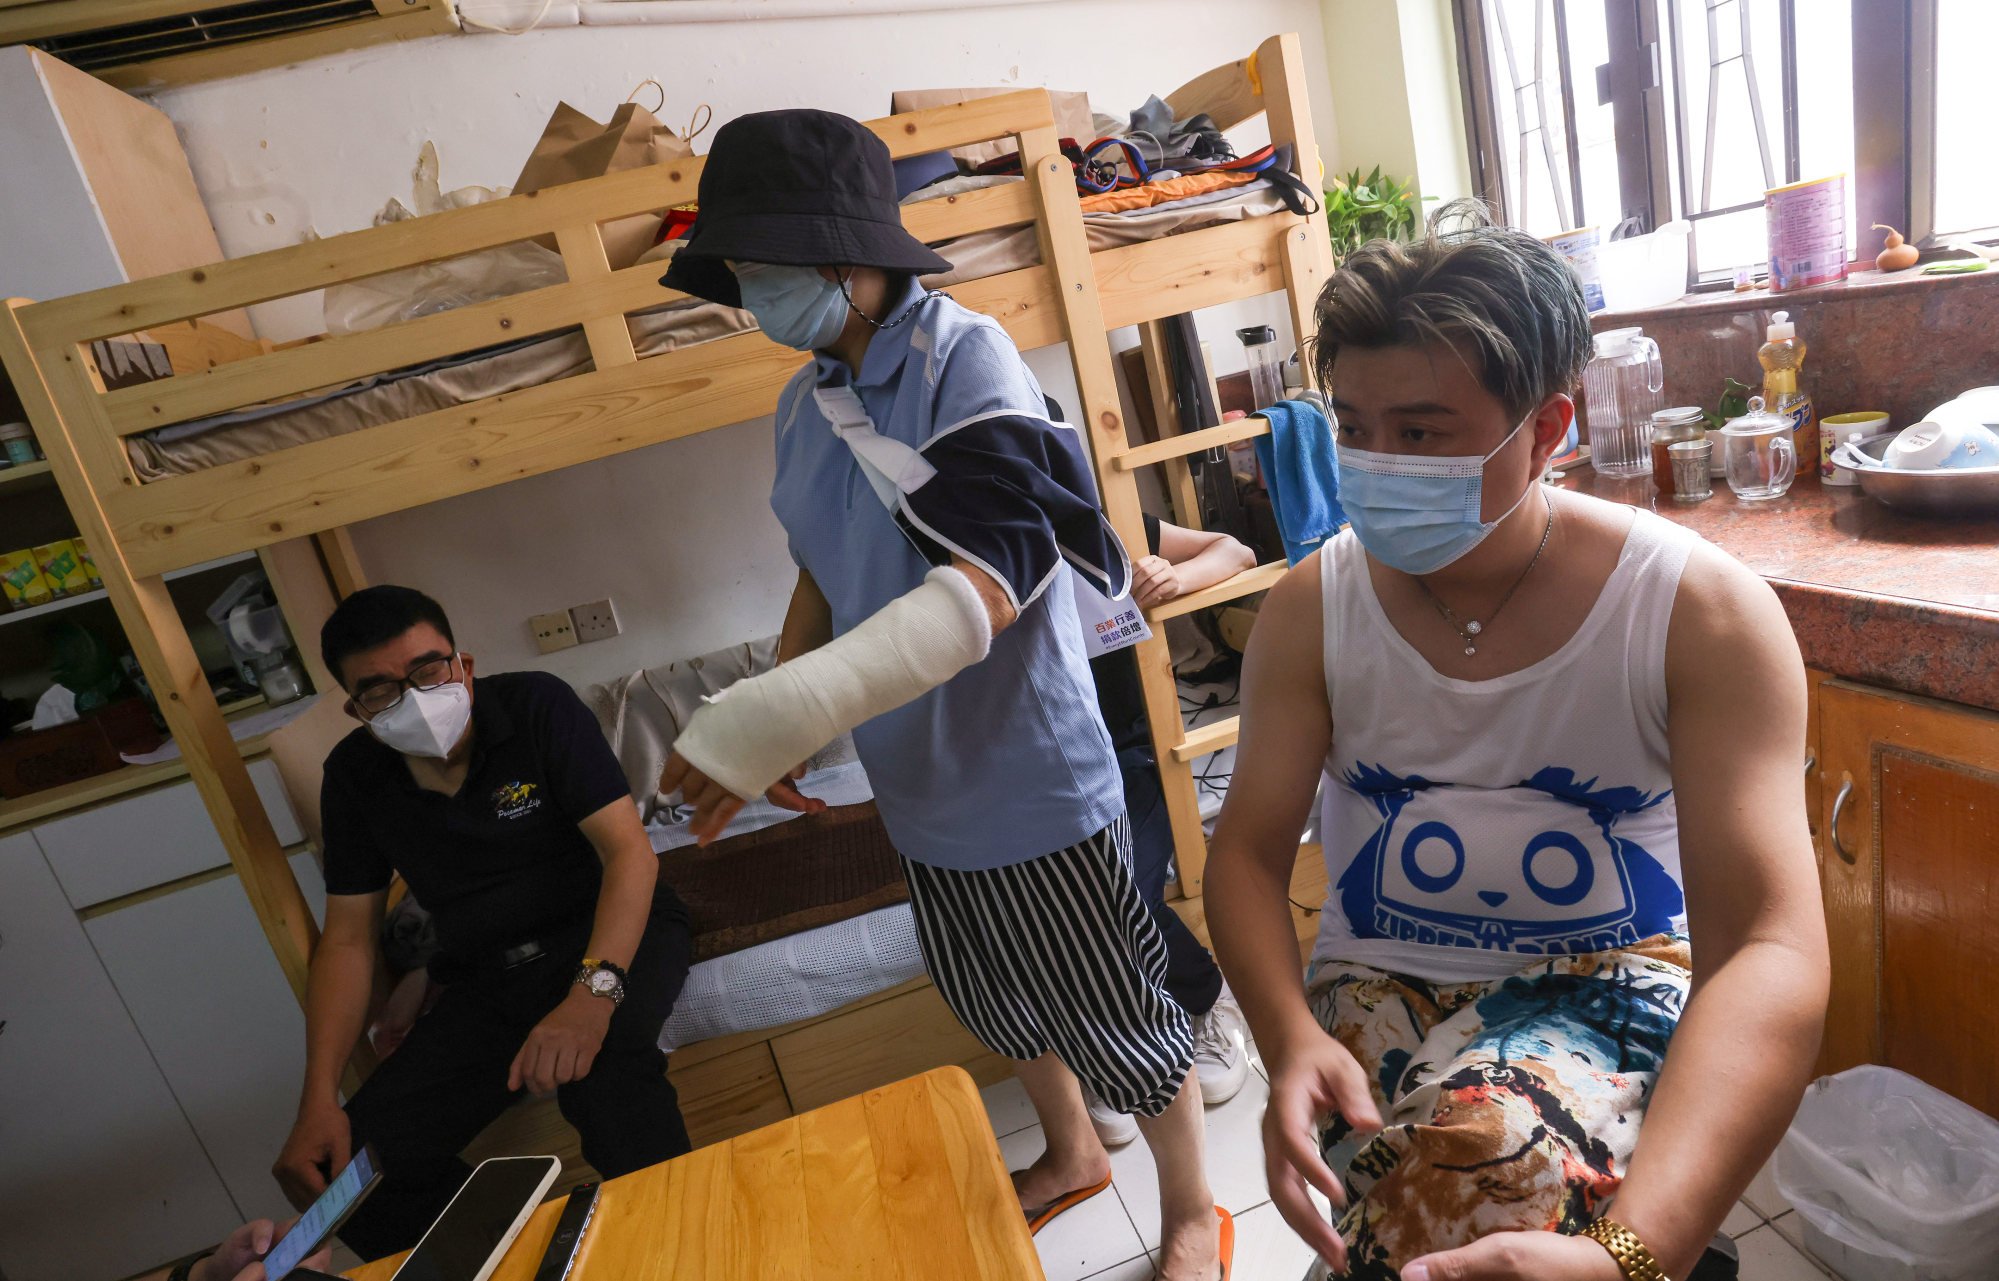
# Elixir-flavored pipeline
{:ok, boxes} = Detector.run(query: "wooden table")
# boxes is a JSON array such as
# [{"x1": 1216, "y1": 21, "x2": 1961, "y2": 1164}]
[{"x1": 345, "y1": 1066, "x2": 1044, "y2": 1280}]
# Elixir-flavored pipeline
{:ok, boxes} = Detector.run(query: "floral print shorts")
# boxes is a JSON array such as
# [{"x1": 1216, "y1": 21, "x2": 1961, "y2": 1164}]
[{"x1": 1306, "y1": 936, "x2": 1691, "y2": 1278}]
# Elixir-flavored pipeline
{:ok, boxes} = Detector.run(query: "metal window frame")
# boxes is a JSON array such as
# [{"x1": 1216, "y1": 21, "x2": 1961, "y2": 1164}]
[{"x1": 1455, "y1": 0, "x2": 1945, "y2": 287}]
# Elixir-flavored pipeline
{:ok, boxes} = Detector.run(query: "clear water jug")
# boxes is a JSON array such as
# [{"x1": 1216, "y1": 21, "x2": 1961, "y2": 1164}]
[{"x1": 1583, "y1": 326, "x2": 1665, "y2": 478}]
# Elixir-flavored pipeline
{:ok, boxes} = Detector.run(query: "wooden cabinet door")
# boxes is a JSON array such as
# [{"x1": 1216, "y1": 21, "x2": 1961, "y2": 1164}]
[
  {"x1": 84, "y1": 858, "x2": 327, "y2": 1225},
  {"x1": 0, "y1": 831, "x2": 240, "y2": 1281},
  {"x1": 1817, "y1": 682, "x2": 1999, "y2": 1115}
]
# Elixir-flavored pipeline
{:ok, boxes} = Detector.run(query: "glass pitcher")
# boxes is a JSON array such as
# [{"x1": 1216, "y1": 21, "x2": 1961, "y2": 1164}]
[
  {"x1": 1582, "y1": 326, "x2": 1665, "y2": 478},
  {"x1": 1720, "y1": 395, "x2": 1798, "y2": 500}
]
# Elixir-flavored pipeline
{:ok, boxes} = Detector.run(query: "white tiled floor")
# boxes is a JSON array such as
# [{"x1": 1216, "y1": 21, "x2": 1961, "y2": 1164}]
[{"x1": 977, "y1": 1047, "x2": 1846, "y2": 1281}]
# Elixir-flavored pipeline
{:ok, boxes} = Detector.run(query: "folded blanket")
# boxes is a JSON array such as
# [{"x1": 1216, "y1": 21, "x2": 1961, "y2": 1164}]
[{"x1": 1253, "y1": 398, "x2": 1346, "y2": 564}]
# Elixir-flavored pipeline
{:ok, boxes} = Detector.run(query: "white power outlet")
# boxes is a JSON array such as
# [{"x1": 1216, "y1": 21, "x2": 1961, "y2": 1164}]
[
  {"x1": 530, "y1": 610, "x2": 578, "y2": 654},
  {"x1": 570, "y1": 598, "x2": 621, "y2": 645}
]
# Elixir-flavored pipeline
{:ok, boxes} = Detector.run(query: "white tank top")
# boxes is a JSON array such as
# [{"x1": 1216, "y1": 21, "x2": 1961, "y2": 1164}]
[{"x1": 1313, "y1": 508, "x2": 1698, "y2": 983}]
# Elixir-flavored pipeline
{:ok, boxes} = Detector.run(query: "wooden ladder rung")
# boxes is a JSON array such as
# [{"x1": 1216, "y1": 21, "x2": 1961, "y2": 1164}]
[
  {"x1": 1112, "y1": 415, "x2": 1269, "y2": 470},
  {"x1": 1148, "y1": 560, "x2": 1287, "y2": 621},
  {"x1": 1173, "y1": 716, "x2": 1240, "y2": 763}
]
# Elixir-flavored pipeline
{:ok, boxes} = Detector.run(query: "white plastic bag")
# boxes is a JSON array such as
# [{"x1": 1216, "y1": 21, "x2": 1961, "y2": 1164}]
[
  {"x1": 1777, "y1": 1066, "x2": 1999, "y2": 1280},
  {"x1": 322, "y1": 142, "x2": 567, "y2": 336}
]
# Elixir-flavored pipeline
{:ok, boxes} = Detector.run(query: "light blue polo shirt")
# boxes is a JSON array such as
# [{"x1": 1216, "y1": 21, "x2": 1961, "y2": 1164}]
[{"x1": 768, "y1": 281, "x2": 1127, "y2": 871}]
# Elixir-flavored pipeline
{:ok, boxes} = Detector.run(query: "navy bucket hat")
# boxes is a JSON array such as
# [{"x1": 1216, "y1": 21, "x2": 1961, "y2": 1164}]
[{"x1": 661, "y1": 109, "x2": 953, "y2": 308}]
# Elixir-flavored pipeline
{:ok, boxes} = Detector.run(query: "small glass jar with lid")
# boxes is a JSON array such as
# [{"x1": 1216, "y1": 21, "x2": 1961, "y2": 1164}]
[{"x1": 1649, "y1": 406, "x2": 1707, "y2": 498}]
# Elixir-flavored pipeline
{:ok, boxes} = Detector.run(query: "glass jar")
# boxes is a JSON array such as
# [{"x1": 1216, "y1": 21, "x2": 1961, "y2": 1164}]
[
  {"x1": 1582, "y1": 327, "x2": 1665, "y2": 477},
  {"x1": 1649, "y1": 406, "x2": 1707, "y2": 498}
]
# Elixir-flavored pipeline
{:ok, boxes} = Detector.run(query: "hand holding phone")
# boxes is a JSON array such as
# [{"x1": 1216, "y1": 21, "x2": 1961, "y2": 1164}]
[{"x1": 260, "y1": 1147, "x2": 382, "y2": 1281}]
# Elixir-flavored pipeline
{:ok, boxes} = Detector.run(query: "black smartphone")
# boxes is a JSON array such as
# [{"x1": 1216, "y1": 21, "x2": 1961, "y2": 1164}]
[
  {"x1": 530, "y1": 1181, "x2": 600, "y2": 1281},
  {"x1": 262, "y1": 1145, "x2": 383, "y2": 1281},
  {"x1": 390, "y1": 1155, "x2": 561, "y2": 1281}
]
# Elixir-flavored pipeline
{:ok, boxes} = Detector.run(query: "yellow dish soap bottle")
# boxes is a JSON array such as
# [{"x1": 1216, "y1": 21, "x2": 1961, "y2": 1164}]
[{"x1": 1758, "y1": 310, "x2": 1820, "y2": 480}]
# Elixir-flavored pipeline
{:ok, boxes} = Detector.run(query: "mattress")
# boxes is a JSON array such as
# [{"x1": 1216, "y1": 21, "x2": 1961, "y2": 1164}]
[
  {"x1": 126, "y1": 182, "x2": 1292, "y2": 480},
  {"x1": 658, "y1": 903, "x2": 924, "y2": 1052}
]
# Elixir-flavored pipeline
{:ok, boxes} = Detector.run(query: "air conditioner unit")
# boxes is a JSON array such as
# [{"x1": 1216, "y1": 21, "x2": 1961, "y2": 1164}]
[{"x1": 0, "y1": 0, "x2": 458, "y2": 89}]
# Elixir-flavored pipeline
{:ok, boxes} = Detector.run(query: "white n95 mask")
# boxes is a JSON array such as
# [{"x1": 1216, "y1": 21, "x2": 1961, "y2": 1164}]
[{"x1": 367, "y1": 680, "x2": 472, "y2": 758}]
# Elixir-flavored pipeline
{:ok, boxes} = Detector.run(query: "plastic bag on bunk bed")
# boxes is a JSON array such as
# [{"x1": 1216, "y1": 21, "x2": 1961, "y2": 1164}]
[{"x1": 321, "y1": 141, "x2": 567, "y2": 335}]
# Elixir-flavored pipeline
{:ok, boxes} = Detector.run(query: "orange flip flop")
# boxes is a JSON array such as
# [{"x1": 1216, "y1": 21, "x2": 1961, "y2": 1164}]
[
  {"x1": 1016, "y1": 1170, "x2": 1114, "y2": 1235},
  {"x1": 1215, "y1": 1205, "x2": 1236, "y2": 1280}
]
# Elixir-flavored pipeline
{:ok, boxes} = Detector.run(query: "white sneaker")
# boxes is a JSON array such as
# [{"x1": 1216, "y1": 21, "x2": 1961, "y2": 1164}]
[
  {"x1": 1192, "y1": 994, "x2": 1250, "y2": 1106},
  {"x1": 1082, "y1": 1086, "x2": 1140, "y2": 1147}
]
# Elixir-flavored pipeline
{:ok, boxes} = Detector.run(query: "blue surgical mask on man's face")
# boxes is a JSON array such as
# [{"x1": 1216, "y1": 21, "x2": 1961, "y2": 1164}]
[
  {"x1": 1334, "y1": 415, "x2": 1538, "y2": 576},
  {"x1": 731, "y1": 262, "x2": 851, "y2": 351}
]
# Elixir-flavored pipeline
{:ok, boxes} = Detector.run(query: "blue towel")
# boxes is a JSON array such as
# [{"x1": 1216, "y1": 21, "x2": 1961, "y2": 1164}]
[{"x1": 1252, "y1": 398, "x2": 1345, "y2": 565}]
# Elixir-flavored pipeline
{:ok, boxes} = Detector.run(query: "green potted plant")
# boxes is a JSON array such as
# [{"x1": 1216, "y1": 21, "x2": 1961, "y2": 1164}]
[{"x1": 1324, "y1": 166, "x2": 1427, "y2": 261}]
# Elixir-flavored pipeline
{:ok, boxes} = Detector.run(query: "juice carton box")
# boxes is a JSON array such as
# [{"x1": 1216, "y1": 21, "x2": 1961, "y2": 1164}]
[
  {"x1": 70, "y1": 534, "x2": 103, "y2": 587},
  {"x1": 33, "y1": 539, "x2": 91, "y2": 598},
  {"x1": 1, "y1": 548, "x2": 52, "y2": 611}
]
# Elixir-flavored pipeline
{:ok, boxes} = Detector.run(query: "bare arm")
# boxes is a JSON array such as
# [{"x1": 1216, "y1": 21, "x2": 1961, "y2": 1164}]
[
  {"x1": 1206, "y1": 553, "x2": 1380, "y2": 1271},
  {"x1": 1598, "y1": 546, "x2": 1829, "y2": 1275},
  {"x1": 1134, "y1": 522, "x2": 1258, "y2": 609},
  {"x1": 274, "y1": 889, "x2": 383, "y2": 1204},
  {"x1": 508, "y1": 797, "x2": 660, "y2": 1094},
  {"x1": 777, "y1": 567, "x2": 834, "y2": 663}
]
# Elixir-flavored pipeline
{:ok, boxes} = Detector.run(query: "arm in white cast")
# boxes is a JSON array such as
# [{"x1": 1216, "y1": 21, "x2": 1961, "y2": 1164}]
[{"x1": 668, "y1": 566, "x2": 992, "y2": 800}]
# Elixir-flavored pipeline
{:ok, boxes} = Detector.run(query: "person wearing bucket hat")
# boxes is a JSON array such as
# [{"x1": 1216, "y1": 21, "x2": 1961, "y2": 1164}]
[{"x1": 659, "y1": 110, "x2": 1227, "y2": 1280}]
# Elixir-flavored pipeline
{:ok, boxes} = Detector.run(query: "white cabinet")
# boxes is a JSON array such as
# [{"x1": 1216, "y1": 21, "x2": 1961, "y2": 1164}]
[
  {"x1": 37, "y1": 759, "x2": 303, "y2": 909},
  {"x1": 84, "y1": 855, "x2": 328, "y2": 1226},
  {"x1": 0, "y1": 831, "x2": 239, "y2": 1281}
]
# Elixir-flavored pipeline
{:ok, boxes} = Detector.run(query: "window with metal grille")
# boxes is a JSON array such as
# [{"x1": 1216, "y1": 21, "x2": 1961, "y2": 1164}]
[{"x1": 1453, "y1": 0, "x2": 1983, "y2": 294}]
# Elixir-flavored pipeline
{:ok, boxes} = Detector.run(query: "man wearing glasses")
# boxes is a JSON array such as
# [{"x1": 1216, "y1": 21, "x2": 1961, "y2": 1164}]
[{"x1": 272, "y1": 586, "x2": 692, "y2": 1260}]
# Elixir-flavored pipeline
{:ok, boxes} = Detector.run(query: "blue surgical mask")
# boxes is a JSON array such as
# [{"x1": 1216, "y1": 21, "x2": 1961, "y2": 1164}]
[
  {"x1": 732, "y1": 262, "x2": 851, "y2": 351},
  {"x1": 1335, "y1": 418, "x2": 1536, "y2": 575}
]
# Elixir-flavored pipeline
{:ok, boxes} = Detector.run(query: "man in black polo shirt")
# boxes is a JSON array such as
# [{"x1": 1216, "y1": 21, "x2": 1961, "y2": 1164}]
[{"x1": 272, "y1": 586, "x2": 692, "y2": 1260}]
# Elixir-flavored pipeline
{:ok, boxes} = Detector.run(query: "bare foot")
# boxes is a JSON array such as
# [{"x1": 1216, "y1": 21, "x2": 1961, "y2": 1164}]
[
  {"x1": 1010, "y1": 1146, "x2": 1112, "y2": 1214},
  {"x1": 1155, "y1": 1206, "x2": 1220, "y2": 1281}
]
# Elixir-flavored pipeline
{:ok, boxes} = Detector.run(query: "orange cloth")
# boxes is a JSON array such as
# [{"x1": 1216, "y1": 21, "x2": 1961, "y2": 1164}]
[{"x1": 1078, "y1": 168, "x2": 1259, "y2": 214}]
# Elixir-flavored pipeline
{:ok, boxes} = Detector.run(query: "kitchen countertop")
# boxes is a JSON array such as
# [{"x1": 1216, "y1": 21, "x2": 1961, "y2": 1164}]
[{"x1": 1562, "y1": 468, "x2": 1999, "y2": 712}]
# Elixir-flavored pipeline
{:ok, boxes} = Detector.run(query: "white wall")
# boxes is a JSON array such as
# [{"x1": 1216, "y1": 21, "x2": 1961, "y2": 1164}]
[
  {"x1": 138, "y1": 2, "x2": 1333, "y2": 685},
  {"x1": 1319, "y1": 0, "x2": 1469, "y2": 204}
]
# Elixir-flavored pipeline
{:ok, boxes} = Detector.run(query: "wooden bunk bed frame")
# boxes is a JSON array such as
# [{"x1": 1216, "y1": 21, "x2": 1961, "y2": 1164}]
[{"x1": 1, "y1": 33, "x2": 1330, "y2": 1143}]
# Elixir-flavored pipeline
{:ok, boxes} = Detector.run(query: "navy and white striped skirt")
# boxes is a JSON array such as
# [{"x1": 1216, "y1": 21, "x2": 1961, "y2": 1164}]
[{"x1": 900, "y1": 815, "x2": 1195, "y2": 1117}]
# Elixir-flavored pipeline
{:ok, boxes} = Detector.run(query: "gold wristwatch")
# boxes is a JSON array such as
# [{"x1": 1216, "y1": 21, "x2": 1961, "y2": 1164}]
[{"x1": 1579, "y1": 1218, "x2": 1672, "y2": 1281}]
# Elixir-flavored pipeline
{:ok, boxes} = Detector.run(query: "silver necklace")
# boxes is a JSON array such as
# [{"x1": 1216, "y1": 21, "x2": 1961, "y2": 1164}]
[{"x1": 1414, "y1": 501, "x2": 1557, "y2": 657}]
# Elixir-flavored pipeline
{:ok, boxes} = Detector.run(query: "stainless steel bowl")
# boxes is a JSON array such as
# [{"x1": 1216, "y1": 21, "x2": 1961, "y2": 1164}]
[{"x1": 1832, "y1": 433, "x2": 1999, "y2": 516}]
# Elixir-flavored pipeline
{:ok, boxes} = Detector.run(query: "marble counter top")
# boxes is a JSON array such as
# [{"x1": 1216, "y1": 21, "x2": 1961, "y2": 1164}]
[{"x1": 1561, "y1": 469, "x2": 1999, "y2": 712}]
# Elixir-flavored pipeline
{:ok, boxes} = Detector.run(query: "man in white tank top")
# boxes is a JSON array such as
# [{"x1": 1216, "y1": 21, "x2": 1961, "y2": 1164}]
[{"x1": 1207, "y1": 205, "x2": 1828, "y2": 1281}]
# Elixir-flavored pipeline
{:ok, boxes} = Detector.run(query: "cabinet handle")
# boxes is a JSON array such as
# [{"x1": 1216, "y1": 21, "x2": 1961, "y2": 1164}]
[
  {"x1": 1804, "y1": 754, "x2": 1816, "y2": 775},
  {"x1": 1829, "y1": 777, "x2": 1857, "y2": 865}
]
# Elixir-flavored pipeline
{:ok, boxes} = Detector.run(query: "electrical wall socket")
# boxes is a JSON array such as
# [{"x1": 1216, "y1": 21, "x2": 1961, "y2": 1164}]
[
  {"x1": 530, "y1": 611, "x2": 578, "y2": 654},
  {"x1": 570, "y1": 598, "x2": 621, "y2": 645}
]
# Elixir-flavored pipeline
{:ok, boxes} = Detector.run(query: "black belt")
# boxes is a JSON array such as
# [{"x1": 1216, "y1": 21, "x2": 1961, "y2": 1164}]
[{"x1": 440, "y1": 917, "x2": 592, "y2": 979}]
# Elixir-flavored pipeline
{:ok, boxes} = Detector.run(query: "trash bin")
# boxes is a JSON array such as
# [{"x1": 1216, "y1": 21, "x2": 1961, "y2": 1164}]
[{"x1": 1775, "y1": 1066, "x2": 1999, "y2": 1281}]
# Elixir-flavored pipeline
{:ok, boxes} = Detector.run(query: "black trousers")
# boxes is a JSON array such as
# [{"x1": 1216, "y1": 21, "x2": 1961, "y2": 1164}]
[
  {"x1": 1118, "y1": 744, "x2": 1224, "y2": 1018},
  {"x1": 338, "y1": 890, "x2": 693, "y2": 1261}
]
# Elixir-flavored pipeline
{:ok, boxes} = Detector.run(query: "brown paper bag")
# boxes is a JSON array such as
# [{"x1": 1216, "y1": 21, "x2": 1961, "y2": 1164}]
[
  {"x1": 512, "y1": 99, "x2": 666, "y2": 269},
  {"x1": 889, "y1": 87, "x2": 1094, "y2": 165}
]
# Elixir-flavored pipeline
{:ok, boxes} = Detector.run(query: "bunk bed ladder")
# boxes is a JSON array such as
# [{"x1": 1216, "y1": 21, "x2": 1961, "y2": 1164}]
[{"x1": 1078, "y1": 34, "x2": 1333, "y2": 897}]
